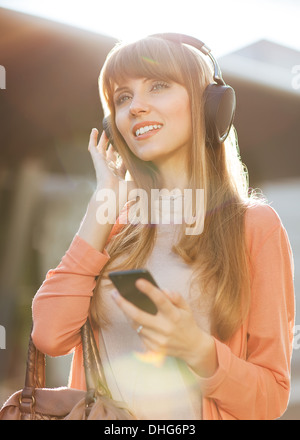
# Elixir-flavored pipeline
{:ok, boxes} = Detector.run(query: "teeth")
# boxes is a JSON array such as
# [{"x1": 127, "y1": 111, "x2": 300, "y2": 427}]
[{"x1": 135, "y1": 124, "x2": 162, "y2": 137}]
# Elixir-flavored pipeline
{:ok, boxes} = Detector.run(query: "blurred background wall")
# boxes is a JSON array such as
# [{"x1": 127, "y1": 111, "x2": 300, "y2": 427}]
[
  {"x1": 0, "y1": 5, "x2": 299, "y2": 419},
  {"x1": 0, "y1": 6, "x2": 117, "y2": 407}
]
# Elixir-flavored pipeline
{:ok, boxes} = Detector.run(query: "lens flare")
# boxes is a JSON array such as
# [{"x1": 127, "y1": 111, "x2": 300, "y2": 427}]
[
  {"x1": 141, "y1": 56, "x2": 159, "y2": 65},
  {"x1": 133, "y1": 350, "x2": 166, "y2": 367}
]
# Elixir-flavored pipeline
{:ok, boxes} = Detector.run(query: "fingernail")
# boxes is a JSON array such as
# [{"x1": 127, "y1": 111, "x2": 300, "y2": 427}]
[{"x1": 136, "y1": 278, "x2": 146, "y2": 288}]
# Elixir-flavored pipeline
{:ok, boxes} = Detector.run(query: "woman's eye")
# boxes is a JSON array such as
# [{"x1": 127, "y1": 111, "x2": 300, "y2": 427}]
[
  {"x1": 114, "y1": 81, "x2": 170, "y2": 105},
  {"x1": 115, "y1": 94, "x2": 131, "y2": 105},
  {"x1": 151, "y1": 81, "x2": 170, "y2": 91}
]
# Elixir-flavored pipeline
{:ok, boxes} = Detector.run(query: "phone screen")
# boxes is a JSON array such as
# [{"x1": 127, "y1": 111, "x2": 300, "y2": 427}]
[{"x1": 108, "y1": 269, "x2": 158, "y2": 315}]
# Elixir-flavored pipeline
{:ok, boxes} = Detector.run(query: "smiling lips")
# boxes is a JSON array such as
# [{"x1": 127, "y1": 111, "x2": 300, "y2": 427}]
[{"x1": 132, "y1": 122, "x2": 163, "y2": 139}]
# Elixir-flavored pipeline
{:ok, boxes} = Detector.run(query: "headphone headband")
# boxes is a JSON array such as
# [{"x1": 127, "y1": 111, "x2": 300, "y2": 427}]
[{"x1": 150, "y1": 33, "x2": 225, "y2": 86}]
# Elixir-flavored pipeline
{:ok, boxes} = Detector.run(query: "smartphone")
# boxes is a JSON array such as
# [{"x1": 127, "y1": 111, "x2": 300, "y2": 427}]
[{"x1": 108, "y1": 269, "x2": 159, "y2": 315}]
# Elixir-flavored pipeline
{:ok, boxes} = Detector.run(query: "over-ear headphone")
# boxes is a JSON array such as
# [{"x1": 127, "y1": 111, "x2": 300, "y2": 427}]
[
  {"x1": 150, "y1": 33, "x2": 236, "y2": 145},
  {"x1": 103, "y1": 33, "x2": 235, "y2": 148}
]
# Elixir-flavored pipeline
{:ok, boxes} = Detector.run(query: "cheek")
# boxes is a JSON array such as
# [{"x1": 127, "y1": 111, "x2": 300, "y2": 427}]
[
  {"x1": 115, "y1": 112, "x2": 137, "y2": 154},
  {"x1": 168, "y1": 88, "x2": 191, "y2": 121},
  {"x1": 115, "y1": 113, "x2": 124, "y2": 137},
  {"x1": 169, "y1": 98, "x2": 192, "y2": 134},
  {"x1": 115, "y1": 110, "x2": 131, "y2": 141}
]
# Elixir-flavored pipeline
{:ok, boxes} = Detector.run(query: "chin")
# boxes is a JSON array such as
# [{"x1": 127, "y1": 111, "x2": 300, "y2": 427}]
[{"x1": 132, "y1": 145, "x2": 163, "y2": 162}]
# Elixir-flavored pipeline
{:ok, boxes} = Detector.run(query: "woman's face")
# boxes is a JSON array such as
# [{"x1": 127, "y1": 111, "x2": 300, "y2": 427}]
[{"x1": 113, "y1": 77, "x2": 192, "y2": 165}]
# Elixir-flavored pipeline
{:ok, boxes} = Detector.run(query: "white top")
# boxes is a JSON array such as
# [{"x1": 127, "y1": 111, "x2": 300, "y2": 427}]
[{"x1": 98, "y1": 196, "x2": 211, "y2": 420}]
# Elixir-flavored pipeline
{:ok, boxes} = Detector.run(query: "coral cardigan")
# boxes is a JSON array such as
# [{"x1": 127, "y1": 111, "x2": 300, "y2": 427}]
[{"x1": 31, "y1": 203, "x2": 295, "y2": 420}]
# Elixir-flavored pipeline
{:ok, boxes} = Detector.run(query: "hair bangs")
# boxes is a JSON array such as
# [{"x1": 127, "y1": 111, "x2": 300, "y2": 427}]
[{"x1": 101, "y1": 37, "x2": 187, "y2": 109}]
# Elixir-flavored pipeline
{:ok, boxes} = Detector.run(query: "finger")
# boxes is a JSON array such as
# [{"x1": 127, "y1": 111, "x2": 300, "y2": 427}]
[
  {"x1": 137, "y1": 334, "x2": 168, "y2": 360},
  {"x1": 135, "y1": 279, "x2": 174, "y2": 314},
  {"x1": 136, "y1": 279, "x2": 190, "y2": 313},
  {"x1": 97, "y1": 130, "x2": 109, "y2": 154},
  {"x1": 88, "y1": 128, "x2": 99, "y2": 151},
  {"x1": 136, "y1": 322, "x2": 176, "y2": 358},
  {"x1": 161, "y1": 288, "x2": 190, "y2": 311},
  {"x1": 106, "y1": 144, "x2": 117, "y2": 161},
  {"x1": 111, "y1": 290, "x2": 157, "y2": 328}
]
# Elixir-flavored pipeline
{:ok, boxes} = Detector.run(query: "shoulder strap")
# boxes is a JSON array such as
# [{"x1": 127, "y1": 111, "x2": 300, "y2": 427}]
[{"x1": 19, "y1": 320, "x2": 109, "y2": 415}]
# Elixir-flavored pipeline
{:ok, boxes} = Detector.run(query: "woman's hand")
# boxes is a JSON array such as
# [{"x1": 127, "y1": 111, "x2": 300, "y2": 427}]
[
  {"x1": 111, "y1": 278, "x2": 218, "y2": 378},
  {"x1": 88, "y1": 129, "x2": 126, "y2": 190},
  {"x1": 88, "y1": 128, "x2": 136, "y2": 217}
]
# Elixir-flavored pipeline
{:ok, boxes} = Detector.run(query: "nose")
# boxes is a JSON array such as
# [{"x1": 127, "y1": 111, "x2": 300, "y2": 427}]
[{"x1": 129, "y1": 94, "x2": 150, "y2": 117}]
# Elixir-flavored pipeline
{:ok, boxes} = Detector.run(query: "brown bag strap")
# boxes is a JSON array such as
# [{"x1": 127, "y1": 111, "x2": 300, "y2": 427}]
[
  {"x1": 24, "y1": 327, "x2": 46, "y2": 389},
  {"x1": 19, "y1": 319, "x2": 108, "y2": 415},
  {"x1": 19, "y1": 325, "x2": 46, "y2": 415},
  {"x1": 81, "y1": 320, "x2": 111, "y2": 398}
]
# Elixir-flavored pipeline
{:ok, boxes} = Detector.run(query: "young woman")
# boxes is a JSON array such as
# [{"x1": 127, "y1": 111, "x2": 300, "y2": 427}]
[{"x1": 32, "y1": 34, "x2": 295, "y2": 420}]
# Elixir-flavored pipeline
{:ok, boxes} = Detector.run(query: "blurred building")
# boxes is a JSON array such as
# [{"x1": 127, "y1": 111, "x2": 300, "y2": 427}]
[
  {"x1": 0, "y1": 7, "x2": 299, "y2": 419},
  {"x1": 220, "y1": 39, "x2": 300, "y2": 183}
]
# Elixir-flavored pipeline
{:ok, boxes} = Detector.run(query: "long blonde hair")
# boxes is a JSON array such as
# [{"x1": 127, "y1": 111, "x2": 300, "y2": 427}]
[{"x1": 91, "y1": 36, "x2": 264, "y2": 341}]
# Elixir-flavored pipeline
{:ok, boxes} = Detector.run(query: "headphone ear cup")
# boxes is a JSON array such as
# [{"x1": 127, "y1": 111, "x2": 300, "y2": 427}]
[
  {"x1": 204, "y1": 84, "x2": 236, "y2": 145},
  {"x1": 103, "y1": 116, "x2": 118, "y2": 151}
]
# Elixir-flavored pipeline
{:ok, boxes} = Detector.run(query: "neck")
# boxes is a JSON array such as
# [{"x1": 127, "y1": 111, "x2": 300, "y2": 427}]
[{"x1": 154, "y1": 153, "x2": 189, "y2": 193}]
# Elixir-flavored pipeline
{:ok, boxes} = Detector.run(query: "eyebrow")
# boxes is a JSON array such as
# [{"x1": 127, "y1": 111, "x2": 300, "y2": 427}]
[
  {"x1": 113, "y1": 78, "x2": 150, "y2": 96},
  {"x1": 114, "y1": 86, "x2": 129, "y2": 96}
]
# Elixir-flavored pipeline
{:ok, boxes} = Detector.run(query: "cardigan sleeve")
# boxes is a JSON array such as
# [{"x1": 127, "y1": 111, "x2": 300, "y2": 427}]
[
  {"x1": 199, "y1": 206, "x2": 295, "y2": 420},
  {"x1": 31, "y1": 201, "x2": 132, "y2": 356},
  {"x1": 31, "y1": 234, "x2": 110, "y2": 356}
]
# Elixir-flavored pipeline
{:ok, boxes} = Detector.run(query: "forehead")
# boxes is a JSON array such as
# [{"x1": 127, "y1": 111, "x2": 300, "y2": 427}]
[{"x1": 105, "y1": 42, "x2": 185, "y2": 92}]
